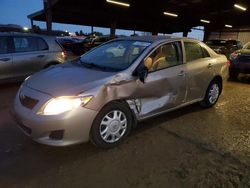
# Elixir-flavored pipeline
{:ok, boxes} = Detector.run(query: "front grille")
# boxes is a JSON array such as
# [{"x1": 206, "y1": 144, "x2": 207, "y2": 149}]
[{"x1": 19, "y1": 94, "x2": 39, "y2": 110}]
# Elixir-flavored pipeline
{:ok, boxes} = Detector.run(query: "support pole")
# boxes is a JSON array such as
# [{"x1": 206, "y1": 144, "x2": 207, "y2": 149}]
[
  {"x1": 183, "y1": 30, "x2": 189, "y2": 37},
  {"x1": 91, "y1": 26, "x2": 94, "y2": 35},
  {"x1": 152, "y1": 31, "x2": 158, "y2": 36},
  {"x1": 203, "y1": 26, "x2": 210, "y2": 42},
  {"x1": 30, "y1": 19, "x2": 34, "y2": 29},
  {"x1": 110, "y1": 23, "x2": 116, "y2": 38},
  {"x1": 44, "y1": 0, "x2": 52, "y2": 34}
]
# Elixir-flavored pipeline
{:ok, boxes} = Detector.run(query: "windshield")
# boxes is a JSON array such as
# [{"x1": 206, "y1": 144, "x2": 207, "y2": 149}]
[
  {"x1": 243, "y1": 42, "x2": 250, "y2": 50},
  {"x1": 80, "y1": 40, "x2": 151, "y2": 71},
  {"x1": 206, "y1": 40, "x2": 226, "y2": 47}
]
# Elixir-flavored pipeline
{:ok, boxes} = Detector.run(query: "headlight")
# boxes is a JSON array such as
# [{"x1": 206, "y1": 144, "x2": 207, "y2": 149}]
[{"x1": 39, "y1": 96, "x2": 93, "y2": 115}]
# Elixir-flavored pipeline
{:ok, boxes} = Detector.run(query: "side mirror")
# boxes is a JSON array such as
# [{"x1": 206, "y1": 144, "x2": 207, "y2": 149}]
[
  {"x1": 138, "y1": 67, "x2": 148, "y2": 83},
  {"x1": 132, "y1": 57, "x2": 152, "y2": 83},
  {"x1": 137, "y1": 57, "x2": 152, "y2": 83}
]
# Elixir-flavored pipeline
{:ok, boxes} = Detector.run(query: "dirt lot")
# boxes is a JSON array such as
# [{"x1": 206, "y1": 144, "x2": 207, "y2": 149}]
[{"x1": 0, "y1": 76, "x2": 250, "y2": 188}]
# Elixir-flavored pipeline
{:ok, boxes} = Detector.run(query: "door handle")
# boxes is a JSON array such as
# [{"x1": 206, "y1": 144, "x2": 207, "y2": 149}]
[
  {"x1": 178, "y1": 70, "x2": 185, "y2": 77},
  {"x1": 208, "y1": 63, "x2": 213, "y2": 68},
  {"x1": 0, "y1": 58, "x2": 11, "y2": 62},
  {"x1": 37, "y1": 55, "x2": 45, "y2": 58}
]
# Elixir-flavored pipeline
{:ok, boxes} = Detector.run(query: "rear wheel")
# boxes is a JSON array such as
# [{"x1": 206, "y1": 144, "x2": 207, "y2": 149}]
[
  {"x1": 200, "y1": 80, "x2": 221, "y2": 108},
  {"x1": 90, "y1": 102, "x2": 132, "y2": 149}
]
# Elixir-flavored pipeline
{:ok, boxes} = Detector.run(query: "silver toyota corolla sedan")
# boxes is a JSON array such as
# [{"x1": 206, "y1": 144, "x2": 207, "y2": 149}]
[{"x1": 12, "y1": 36, "x2": 228, "y2": 149}]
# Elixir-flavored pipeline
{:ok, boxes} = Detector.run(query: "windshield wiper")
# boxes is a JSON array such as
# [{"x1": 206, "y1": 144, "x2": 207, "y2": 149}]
[
  {"x1": 79, "y1": 59, "x2": 121, "y2": 72},
  {"x1": 79, "y1": 59, "x2": 108, "y2": 70}
]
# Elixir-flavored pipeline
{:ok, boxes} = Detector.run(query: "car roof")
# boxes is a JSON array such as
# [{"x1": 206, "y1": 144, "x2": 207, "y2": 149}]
[
  {"x1": 114, "y1": 35, "x2": 201, "y2": 43},
  {"x1": 0, "y1": 32, "x2": 56, "y2": 39},
  {"x1": 115, "y1": 35, "x2": 185, "y2": 43}
]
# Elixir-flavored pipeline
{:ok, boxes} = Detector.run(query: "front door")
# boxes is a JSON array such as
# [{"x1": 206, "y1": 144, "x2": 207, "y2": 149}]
[{"x1": 133, "y1": 41, "x2": 187, "y2": 118}]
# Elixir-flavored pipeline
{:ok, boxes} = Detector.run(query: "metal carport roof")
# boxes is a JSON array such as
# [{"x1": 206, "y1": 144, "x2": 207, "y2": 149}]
[{"x1": 28, "y1": 0, "x2": 250, "y2": 34}]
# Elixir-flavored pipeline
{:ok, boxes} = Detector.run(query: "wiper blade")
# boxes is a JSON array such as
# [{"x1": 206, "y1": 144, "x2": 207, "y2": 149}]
[
  {"x1": 79, "y1": 59, "x2": 121, "y2": 72},
  {"x1": 79, "y1": 60, "x2": 107, "y2": 70}
]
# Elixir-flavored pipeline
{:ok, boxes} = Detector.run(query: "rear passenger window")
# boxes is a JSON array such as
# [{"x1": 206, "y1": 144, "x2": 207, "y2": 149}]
[
  {"x1": 37, "y1": 38, "x2": 48, "y2": 51},
  {"x1": 0, "y1": 36, "x2": 9, "y2": 54},
  {"x1": 14, "y1": 37, "x2": 37, "y2": 52},
  {"x1": 184, "y1": 42, "x2": 209, "y2": 62}
]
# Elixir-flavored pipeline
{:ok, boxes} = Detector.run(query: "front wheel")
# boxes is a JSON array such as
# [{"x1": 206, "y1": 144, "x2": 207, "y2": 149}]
[
  {"x1": 90, "y1": 102, "x2": 133, "y2": 149},
  {"x1": 200, "y1": 80, "x2": 221, "y2": 108}
]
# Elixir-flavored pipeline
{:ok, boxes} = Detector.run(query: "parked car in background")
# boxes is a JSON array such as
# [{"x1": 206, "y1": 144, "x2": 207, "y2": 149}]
[
  {"x1": 0, "y1": 32, "x2": 66, "y2": 82},
  {"x1": 229, "y1": 42, "x2": 250, "y2": 78},
  {"x1": 57, "y1": 36, "x2": 92, "y2": 58},
  {"x1": 12, "y1": 36, "x2": 228, "y2": 149},
  {"x1": 206, "y1": 39, "x2": 243, "y2": 59},
  {"x1": 90, "y1": 35, "x2": 116, "y2": 48}
]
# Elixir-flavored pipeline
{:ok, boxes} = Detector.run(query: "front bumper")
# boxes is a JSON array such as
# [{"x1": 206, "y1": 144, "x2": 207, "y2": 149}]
[{"x1": 12, "y1": 85, "x2": 98, "y2": 146}]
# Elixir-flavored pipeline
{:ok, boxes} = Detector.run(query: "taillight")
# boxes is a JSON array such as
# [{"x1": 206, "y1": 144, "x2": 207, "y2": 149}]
[{"x1": 61, "y1": 51, "x2": 67, "y2": 59}]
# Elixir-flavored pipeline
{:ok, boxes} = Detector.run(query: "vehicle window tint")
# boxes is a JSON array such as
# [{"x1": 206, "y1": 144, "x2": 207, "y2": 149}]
[
  {"x1": 37, "y1": 38, "x2": 48, "y2": 50},
  {"x1": 14, "y1": 36, "x2": 38, "y2": 52},
  {"x1": 185, "y1": 42, "x2": 206, "y2": 62},
  {"x1": 148, "y1": 42, "x2": 181, "y2": 72},
  {"x1": 0, "y1": 36, "x2": 9, "y2": 54}
]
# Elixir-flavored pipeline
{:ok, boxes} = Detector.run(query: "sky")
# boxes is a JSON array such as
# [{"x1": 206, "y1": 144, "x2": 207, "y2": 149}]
[{"x1": 0, "y1": 0, "x2": 204, "y2": 40}]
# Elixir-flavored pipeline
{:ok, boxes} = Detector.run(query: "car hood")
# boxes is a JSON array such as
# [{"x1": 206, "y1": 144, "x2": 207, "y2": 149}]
[
  {"x1": 237, "y1": 49, "x2": 250, "y2": 55},
  {"x1": 26, "y1": 63, "x2": 117, "y2": 96}
]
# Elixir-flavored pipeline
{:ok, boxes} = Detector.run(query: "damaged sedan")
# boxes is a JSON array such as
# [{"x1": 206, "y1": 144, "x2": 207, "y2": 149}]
[{"x1": 12, "y1": 36, "x2": 228, "y2": 149}]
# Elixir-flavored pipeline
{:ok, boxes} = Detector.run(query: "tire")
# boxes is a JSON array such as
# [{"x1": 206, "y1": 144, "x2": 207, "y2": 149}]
[
  {"x1": 200, "y1": 80, "x2": 221, "y2": 108},
  {"x1": 90, "y1": 102, "x2": 133, "y2": 149}
]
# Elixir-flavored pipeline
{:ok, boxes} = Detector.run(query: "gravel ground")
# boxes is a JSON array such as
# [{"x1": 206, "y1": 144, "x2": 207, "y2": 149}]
[{"x1": 0, "y1": 75, "x2": 250, "y2": 188}]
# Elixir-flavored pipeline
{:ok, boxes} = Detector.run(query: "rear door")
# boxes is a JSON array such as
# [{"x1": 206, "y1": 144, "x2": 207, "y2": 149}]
[
  {"x1": 184, "y1": 41, "x2": 215, "y2": 102},
  {"x1": 12, "y1": 36, "x2": 49, "y2": 78},
  {"x1": 0, "y1": 36, "x2": 13, "y2": 80}
]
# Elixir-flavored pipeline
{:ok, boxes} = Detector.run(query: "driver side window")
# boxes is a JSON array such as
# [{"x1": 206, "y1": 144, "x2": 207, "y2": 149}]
[{"x1": 148, "y1": 42, "x2": 182, "y2": 72}]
